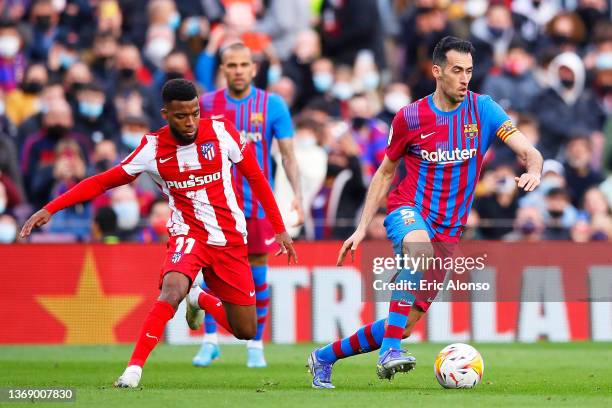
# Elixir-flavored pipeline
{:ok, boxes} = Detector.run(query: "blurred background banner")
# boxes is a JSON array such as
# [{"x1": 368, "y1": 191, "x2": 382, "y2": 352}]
[{"x1": 2, "y1": 242, "x2": 610, "y2": 345}]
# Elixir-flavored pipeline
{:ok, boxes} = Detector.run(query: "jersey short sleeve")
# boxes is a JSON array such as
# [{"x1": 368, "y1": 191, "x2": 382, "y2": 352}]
[
  {"x1": 385, "y1": 108, "x2": 413, "y2": 162},
  {"x1": 477, "y1": 95, "x2": 518, "y2": 150},
  {"x1": 213, "y1": 118, "x2": 247, "y2": 163},
  {"x1": 120, "y1": 135, "x2": 156, "y2": 176},
  {"x1": 268, "y1": 93, "x2": 294, "y2": 140}
]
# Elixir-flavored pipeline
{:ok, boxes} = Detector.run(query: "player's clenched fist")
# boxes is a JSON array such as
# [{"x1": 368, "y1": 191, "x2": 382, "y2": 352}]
[
  {"x1": 337, "y1": 229, "x2": 366, "y2": 266},
  {"x1": 514, "y1": 173, "x2": 540, "y2": 192},
  {"x1": 20, "y1": 209, "x2": 51, "y2": 238}
]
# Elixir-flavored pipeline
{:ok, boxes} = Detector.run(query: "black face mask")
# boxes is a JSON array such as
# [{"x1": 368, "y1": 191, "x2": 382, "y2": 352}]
[
  {"x1": 578, "y1": 7, "x2": 605, "y2": 27},
  {"x1": 552, "y1": 34, "x2": 574, "y2": 47},
  {"x1": 71, "y1": 81, "x2": 88, "y2": 93},
  {"x1": 488, "y1": 26, "x2": 504, "y2": 39},
  {"x1": 35, "y1": 15, "x2": 52, "y2": 31},
  {"x1": 327, "y1": 163, "x2": 345, "y2": 178},
  {"x1": 118, "y1": 68, "x2": 135, "y2": 80},
  {"x1": 599, "y1": 84, "x2": 612, "y2": 95},
  {"x1": 591, "y1": 230, "x2": 608, "y2": 241},
  {"x1": 95, "y1": 159, "x2": 112, "y2": 172},
  {"x1": 46, "y1": 125, "x2": 69, "y2": 139},
  {"x1": 560, "y1": 78, "x2": 575, "y2": 89},
  {"x1": 352, "y1": 117, "x2": 368, "y2": 130},
  {"x1": 22, "y1": 81, "x2": 44, "y2": 94},
  {"x1": 520, "y1": 220, "x2": 537, "y2": 235},
  {"x1": 548, "y1": 209, "x2": 564, "y2": 218},
  {"x1": 165, "y1": 71, "x2": 184, "y2": 81}
]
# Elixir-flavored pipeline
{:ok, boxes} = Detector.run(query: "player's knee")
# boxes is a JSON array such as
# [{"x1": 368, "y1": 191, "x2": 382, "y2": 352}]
[
  {"x1": 233, "y1": 324, "x2": 256, "y2": 340},
  {"x1": 159, "y1": 282, "x2": 188, "y2": 309},
  {"x1": 404, "y1": 241, "x2": 434, "y2": 262}
]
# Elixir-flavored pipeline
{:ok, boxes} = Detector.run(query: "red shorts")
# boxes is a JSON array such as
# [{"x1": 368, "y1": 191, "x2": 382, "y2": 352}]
[
  {"x1": 246, "y1": 217, "x2": 278, "y2": 255},
  {"x1": 160, "y1": 235, "x2": 255, "y2": 305}
]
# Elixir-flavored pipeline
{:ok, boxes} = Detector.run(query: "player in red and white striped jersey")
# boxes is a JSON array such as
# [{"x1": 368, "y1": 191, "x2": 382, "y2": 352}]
[{"x1": 20, "y1": 79, "x2": 297, "y2": 388}]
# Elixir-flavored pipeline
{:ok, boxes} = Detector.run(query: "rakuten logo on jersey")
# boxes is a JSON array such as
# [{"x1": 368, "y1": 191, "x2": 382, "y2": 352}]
[
  {"x1": 165, "y1": 173, "x2": 221, "y2": 189},
  {"x1": 421, "y1": 148, "x2": 477, "y2": 163},
  {"x1": 240, "y1": 130, "x2": 263, "y2": 142}
]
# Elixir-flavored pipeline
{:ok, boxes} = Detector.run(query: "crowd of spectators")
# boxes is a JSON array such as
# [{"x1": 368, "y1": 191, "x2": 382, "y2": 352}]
[{"x1": 0, "y1": 0, "x2": 611, "y2": 244}]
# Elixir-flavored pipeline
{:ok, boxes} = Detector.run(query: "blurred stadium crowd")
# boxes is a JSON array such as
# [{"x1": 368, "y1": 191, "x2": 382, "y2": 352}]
[{"x1": 0, "y1": 0, "x2": 611, "y2": 244}]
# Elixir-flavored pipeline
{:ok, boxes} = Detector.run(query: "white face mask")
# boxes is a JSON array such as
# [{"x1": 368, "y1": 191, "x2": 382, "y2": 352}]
[
  {"x1": 144, "y1": 39, "x2": 173, "y2": 68},
  {"x1": 295, "y1": 137, "x2": 316, "y2": 149},
  {"x1": 331, "y1": 82, "x2": 353, "y2": 101},
  {"x1": 112, "y1": 201, "x2": 140, "y2": 230},
  {"x1": 361, "y1": 72, "x2": 380, "y2": 91},
  {"x1": 0, "y1": 36, "x2": 20, "y2": 58},
  {"x1": 384, "y1": 92, "x2": 410, "y2": 113},
  {"x1": 0, "y1": 222, "x2": 16, "y2": 243}
]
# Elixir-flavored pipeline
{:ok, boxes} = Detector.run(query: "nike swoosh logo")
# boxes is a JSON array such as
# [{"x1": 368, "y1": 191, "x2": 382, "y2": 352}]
[
  {"x1": 420, "y1": 132, "x2": 435, "y2": 139},
  {"x1": 159, "y1": 156, "x2": 173, "y2": 163},
  {"x1": 398, "y1": 301, "x2": 412, "y2": 307},
  {"x1": 249, "y1": 291, "x2": 256, "y2": 297},
  {"x1": 216, "y1": 301, "x2": 222, "y2": 307},
  {"x1": 145, "y1": 332, "x2": 159, "y2": 342},
  {"x1": 264, "y1": 237, "x2": 276, "y2": 246}
]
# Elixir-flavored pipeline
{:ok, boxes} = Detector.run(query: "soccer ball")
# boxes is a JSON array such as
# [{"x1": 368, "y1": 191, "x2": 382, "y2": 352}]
[{"x1": 434, "y1": 343, "x2": 484, "y2": 389}]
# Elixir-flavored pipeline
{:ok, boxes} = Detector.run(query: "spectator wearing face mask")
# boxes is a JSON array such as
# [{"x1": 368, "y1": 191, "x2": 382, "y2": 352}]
[
  {"x1": 46, "y1": 33, "x2": 80, "y2": 81},
  {"x1": 474, "y1": 165, "x2": 519, "y2": 239},
  {"x1": 139, "y1": 198, "x2": 172, "y2": 243},
  {"x1": 153, "y1": 50, "x2": 194, "y2": 110},
  {"x1": 47, "y1": 139, "x2": 92, "y2": 241},
  {"x1": 504, "y1": 205, "x2": 545, "y2": 242},
  {"x1": 563, "y1": 136, "x2": 603, "y2": 207},
  {"x1": 15, "y1": 83, "x2": 65, "y2": 156},
  {"x1": 143, "y1": 24, "x2": 176, "y2": 74},
  {"x1": 469, "y1": 4, "x2": 516, "y2": 91},
  {"x1": 73, "y1": 82, "x2": 114, "y2": 143},
  {"x1": 5, "y1": 63, "x2": 48, "y2": 126},
  {"x1": 282, "y1": 30, "x2": 322, "y2": 112},
  {"x1": 482, "y1": 40, "x2": 541, "y2": 113},
  {"x1": 377, "y1": 82, "x2": 411, "y2": 126},
  {"x1": 543, "y1": 187, "x2": 577, "y2": 240},
  {"x1": 0, "y1": 19, "x2": 27, "y2": 93},
  {"x1": 529, "y1": 52, "x2": 605, "y2": 159},
  {"x1": 541, "y1": 11, "x2": 586, "y2": 54},
  {"x1": 347, "y1": 93, "x2": 388, "y2": 180},
  {"x1": 0, "y1": 213, "x2": 18, "y2": 244},
  {"x1": 110, "y1": 44, "x2": 159, "y2": 127},
  {"x1": 116, "y1": 114, "x2": 149, "y2": 155},
  {"x1": 519, "y1": 159, "x2": 566, "y2": 212},
  {"x1": 311, "y1": 121, "x2": 366, "y2": 240},
  {"x1": 26, "y1": 0, "x2": 63, "y2": 62},
  {"x1": 511, "y1": 0, "x2": 560, "y2": 50},
  {"x1": 21, "y1": 99, "x2": 91, "y2": 208},
  {"x1": 275, "y1": 116, "x2": 327, "y2": 239},
  {"x1": 89, "y1": 31, "x2": 119, "y2": 87},
  {"x1": 110, "y1": 184, "x2": 143, "y2": 241}
]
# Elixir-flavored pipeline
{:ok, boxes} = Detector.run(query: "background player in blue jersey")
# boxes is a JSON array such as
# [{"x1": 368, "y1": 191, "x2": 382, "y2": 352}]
[
  {"x1": 193, "y1": 42, "x2": 303, "y2": 368},
  {"x1": 308, "y1": 37, "x2": 543, "y2": 388}
]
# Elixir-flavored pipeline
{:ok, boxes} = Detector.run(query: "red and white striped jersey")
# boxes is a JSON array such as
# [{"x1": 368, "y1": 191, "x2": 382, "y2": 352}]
[{"x1": 121, "y1": 118, "x2": 250, "y2": 247}]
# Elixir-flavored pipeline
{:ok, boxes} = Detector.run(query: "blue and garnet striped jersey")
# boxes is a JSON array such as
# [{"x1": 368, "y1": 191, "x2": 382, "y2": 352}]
[
  {"x1": 386, "y1": 91, "x2": 518, "y2": 237},
  {"x1": 200, "y1": 87, "x2": 294, "y2": 219}
]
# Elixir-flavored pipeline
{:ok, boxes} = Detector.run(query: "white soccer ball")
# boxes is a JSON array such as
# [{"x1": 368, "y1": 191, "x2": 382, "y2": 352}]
[{"x1": 433, "y1": 343, "x2": 484, "y2": 389}]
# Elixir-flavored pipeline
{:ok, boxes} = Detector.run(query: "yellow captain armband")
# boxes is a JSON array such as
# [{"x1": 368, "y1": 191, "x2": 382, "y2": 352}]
[{"x1": 496, "y1": 120, "x2": 519, "y2": 143}]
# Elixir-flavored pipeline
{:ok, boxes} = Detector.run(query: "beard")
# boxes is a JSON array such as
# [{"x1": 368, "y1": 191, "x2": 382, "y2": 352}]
[{"x1": 169, "y1": 123, "x2": 197, "y2": 144}]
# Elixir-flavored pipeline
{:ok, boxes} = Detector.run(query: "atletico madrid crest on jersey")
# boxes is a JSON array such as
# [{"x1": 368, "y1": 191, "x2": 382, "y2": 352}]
[
  {"x1": 201, "y1": 143, "x2": 215, "y2": 160},
  {"x1": 171, "y1": 252, "x2": 182, "y2": 263}
]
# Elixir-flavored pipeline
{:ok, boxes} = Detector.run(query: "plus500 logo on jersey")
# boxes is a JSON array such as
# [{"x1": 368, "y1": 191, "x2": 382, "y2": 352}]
[
  {"x1": 166, "y1": 173, "x2": 221, "y2": 189},
  {"x1": 421, "y1": 148, "x2": 477, "y2": 163}
]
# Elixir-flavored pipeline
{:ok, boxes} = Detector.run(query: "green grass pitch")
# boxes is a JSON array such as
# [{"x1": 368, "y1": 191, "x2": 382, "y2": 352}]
[{"x1": 0, "y1": 343, "x2": 610, "y2": 407}]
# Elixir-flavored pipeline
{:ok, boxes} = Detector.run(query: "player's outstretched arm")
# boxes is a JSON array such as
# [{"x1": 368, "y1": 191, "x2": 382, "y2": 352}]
[
  {"x1": 20, "y1": 166, "x2": 136, "y2": 238},
  {"x1": 337, "y1": 155, "x2": 399, "y2": 266},
  {"x1": 504, "y1": 131, "x2": 543, "y2": 192},
  {"x1": 236, "y1": 149, "x2": 298, "y2": 265}
]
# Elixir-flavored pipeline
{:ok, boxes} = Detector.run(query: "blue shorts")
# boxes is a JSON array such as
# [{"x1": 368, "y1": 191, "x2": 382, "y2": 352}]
[{"x1": 384, "y1": 206, "x2": 435, "y2": 256}]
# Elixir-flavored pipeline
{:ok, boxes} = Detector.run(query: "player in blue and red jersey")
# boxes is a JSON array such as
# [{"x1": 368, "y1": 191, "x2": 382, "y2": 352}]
[
  {"x1": 308, "y1": 37, "x2": 543, "y2": 388},
  {"x1": 193, "y1": 42, "x2": 303, "y2": 368}
]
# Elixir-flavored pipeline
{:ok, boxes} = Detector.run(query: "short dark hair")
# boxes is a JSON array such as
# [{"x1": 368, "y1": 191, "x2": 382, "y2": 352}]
[
  {"x1": 432, "y1": 36, "x2": 475, "y2": 66},
  {"x1": 161, "y1": 79, "x2": 198, "y2": 104}
]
